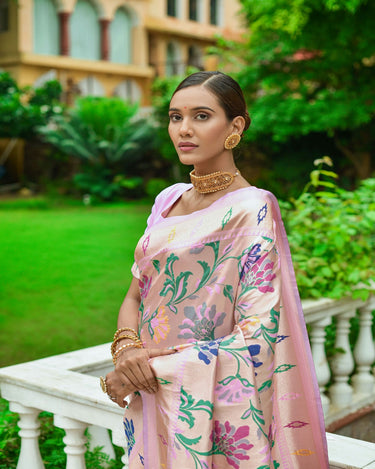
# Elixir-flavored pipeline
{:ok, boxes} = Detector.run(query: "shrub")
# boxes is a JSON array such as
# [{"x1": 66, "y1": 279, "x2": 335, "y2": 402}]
[
  {"x1": 283, "y1": 158, "x2": 375, "y2": 300},
  {"x1": 38, "y1": 97, "x2": 159, "y2": 201}
]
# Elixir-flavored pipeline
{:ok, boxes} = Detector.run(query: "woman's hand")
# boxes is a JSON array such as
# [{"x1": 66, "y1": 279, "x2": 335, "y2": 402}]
[{"x1": 105, "y1": 347, "x2": 176, "y2": 408}]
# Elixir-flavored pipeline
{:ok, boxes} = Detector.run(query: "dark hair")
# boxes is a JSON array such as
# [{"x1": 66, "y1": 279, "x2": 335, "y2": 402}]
[{"x1": 172, "y1": 71, "x2": 251, "y2": 134}]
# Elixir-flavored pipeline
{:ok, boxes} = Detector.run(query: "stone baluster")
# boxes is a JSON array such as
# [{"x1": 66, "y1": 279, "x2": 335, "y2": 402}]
[
  {"x1": 112, "y1": 426, "x2": 128, "y2": 469},
  {"x1": 9, "y1": 402, "x2": 45, "y2": 469},
  {"x1": 329, "y1": 310, "x2": 355, "y2": 408},
  {"x1": 352, "y1": 299, "x2": 375, "y2": 396},
  {"x1": 309, "y1": 317, "x2": 332, "y2": 415},
  {"x1": 54, "y1": 415, "x2": 87, "y2": 469}
]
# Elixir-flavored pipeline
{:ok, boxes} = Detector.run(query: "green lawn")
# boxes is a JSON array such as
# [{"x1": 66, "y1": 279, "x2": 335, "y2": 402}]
[{"x1": 0, "y1": 201, "x2": 151, "y2": 367}]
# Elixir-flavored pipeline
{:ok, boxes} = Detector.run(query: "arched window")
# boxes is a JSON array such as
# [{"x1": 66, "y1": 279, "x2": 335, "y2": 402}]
[
  {"x1": 166, "y1": 42, "x2": 182, "y2": 76},
  {"x1": 77, "y1": 76, "x2": 105, "y2": 96},
  {"x1": 33, "y1": 0, "x2": 59, "y2": 55},
  {"x1": 110, "y1": 8, "x2": 132, "y2": 64},
  {"x1": 70, "y1": 0, "x2": 100, "y2": 60},
  {"x1": 113, "y1": 80, "x2": 141, "y2": 104}
]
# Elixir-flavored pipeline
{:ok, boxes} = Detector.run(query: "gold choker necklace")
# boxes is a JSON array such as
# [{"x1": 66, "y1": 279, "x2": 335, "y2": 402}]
[{"x1": 190, "y1": 169, "x2": 240, "y2": 194}]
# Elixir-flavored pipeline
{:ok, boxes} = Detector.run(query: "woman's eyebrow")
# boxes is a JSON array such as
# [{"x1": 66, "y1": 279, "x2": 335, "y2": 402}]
[{"x1": 168, "y1": 106, "x2": 215, "y2": 112}]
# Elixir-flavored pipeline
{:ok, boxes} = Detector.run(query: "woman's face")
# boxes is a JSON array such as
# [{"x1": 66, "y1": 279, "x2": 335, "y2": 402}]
[{"x1": 168, "y1": 85, "x2": 234, "y2": 172}]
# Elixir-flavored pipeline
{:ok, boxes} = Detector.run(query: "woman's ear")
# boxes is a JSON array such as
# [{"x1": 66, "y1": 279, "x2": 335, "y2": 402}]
[{"x1": 231, "y1": 116, "x2": 246, "y2": 136}]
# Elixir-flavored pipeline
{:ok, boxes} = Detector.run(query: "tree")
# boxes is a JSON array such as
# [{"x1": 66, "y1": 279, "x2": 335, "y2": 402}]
[{"x1": 215, "y1": 0, "x2": 375, "y2": 180}]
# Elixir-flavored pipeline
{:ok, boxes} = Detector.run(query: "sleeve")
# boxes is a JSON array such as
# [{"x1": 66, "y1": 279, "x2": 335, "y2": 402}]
[{"x1": 130, "y1": 184, "x2": 189, "y2": 279}]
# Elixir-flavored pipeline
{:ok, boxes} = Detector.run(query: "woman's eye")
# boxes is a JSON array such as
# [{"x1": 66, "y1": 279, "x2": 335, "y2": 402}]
[
  {"x1": 196, "y1": 113, "x2": 209, "y2": 120},
  {"x1": 169, "y1": 114, "x2": 181, "y2": 122}
]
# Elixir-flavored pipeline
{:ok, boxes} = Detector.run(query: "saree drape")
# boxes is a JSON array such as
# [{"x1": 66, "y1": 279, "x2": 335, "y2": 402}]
[{"x1": 124, "y1": 184, "x2": 328, "y2": 469}]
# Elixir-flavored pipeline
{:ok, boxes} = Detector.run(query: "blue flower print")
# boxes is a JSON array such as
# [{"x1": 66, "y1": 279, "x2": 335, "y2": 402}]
[
  {"x1": 124, "y1": 418, "x2": 135, "y2": 455},
  {"x1": 197, "y1": 337, "x2": 223, "y2": 365},
  {"x1": 248, "y1": 344, "x2": 263, "y2": 371},
  {"x1": 139, "y1": 454, "x2": 144, "y2": 466},
  {"x1": 257, "y1": 203, "x2": 268, "y2": 225}
]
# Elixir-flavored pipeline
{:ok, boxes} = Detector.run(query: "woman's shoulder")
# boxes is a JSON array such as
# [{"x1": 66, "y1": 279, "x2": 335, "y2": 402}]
[{"x1": 154, "y1": 182, "x2": 192, "y2": 207}]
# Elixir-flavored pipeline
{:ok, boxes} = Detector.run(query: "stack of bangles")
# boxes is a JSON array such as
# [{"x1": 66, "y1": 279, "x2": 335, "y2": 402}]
[
  {"x1": 111, "y1": 327, "x2": 143, "y2": 364},
  {"x1": 111, "y1": 327, "x2": 143, "y2": 365},
  {"x1": 99, "y1": 327, "x2": 143, "y2": 405}
]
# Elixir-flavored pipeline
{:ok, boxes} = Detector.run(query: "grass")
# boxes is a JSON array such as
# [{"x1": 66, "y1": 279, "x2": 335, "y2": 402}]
[{"x1": 0, "y1": 199, "x2": 151, "y2": 367}]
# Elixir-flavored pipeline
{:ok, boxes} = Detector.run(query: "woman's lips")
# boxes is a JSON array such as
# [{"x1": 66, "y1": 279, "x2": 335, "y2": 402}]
[{"x1": 178, "y1": 142, "x2": 198, "y2": 151}]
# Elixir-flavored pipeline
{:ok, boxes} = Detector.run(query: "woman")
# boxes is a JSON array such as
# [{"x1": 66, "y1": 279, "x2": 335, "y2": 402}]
[{"x1": 103, "y1": 71, "x2": 329, "y2": 468}]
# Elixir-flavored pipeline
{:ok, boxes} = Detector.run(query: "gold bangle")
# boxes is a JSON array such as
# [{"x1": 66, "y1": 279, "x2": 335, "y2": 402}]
[
  {"x1": 113, "y1": 343, "x2": 142, "y2": 364},
  {"x1": 111, "y1": 334, "x2": 142, "y2": 356},
  {"x1": 113, "y1": 327, "x2": 138, "y2": 341}
]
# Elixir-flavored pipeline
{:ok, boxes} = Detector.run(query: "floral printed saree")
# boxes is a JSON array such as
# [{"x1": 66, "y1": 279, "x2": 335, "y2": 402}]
[{"x1": 125, "y1": 184, "x2": 328, "y2": 469}]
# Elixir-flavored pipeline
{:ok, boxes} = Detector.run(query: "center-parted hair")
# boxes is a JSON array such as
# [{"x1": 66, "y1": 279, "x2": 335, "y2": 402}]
[{"x1": 172, "y1": 71, "x2": 251, "y2": 135}]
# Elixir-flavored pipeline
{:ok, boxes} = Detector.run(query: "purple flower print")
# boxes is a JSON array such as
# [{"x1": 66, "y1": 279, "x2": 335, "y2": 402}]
[
  {"x1": 178, "y1": 303, "x2": 226, "y2": 341},
  {"x1": 211, "y1": 421, "x2": 253, "y2": 468},
  {"x1": 139, "y1": 275, "x2": 152, "y2": 300},
  {"x1": 197, "y1": 337, "x2": 223, "y2": 365},
  {"x1": 242, "y1": 256, "x2": 276, "y2": 293},
  {"x1": 215, "y1": 377, "x2": 254, "y2": 403}
]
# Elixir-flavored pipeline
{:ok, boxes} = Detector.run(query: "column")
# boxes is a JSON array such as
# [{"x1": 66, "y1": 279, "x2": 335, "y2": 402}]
[
  {"x1": 329, "y1": 311, "x2": 355, "y2": 408},
  {"x1": 352, "y1": 300, "x2": 375, "y2": 396},
  {"x1": 59, "y1": 12, "x2": 71, "y2": 56},
  {"x1": 9, "y1": 402, "x2": 44, "y2": 469},
  {"x1": 54, "y1": 415, "x2": 87, "y2": 469},
  {"x1": 310, "y1": 317, "x2": 332, "y2": 415},
  {"x1": 100, "y1": 19, "x2": 110, "y2": 61}
]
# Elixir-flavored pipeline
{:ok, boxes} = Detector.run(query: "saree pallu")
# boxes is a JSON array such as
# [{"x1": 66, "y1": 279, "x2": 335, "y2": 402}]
[{"x1": 124, "y1": 184, "x2": 328, "y2": 469}]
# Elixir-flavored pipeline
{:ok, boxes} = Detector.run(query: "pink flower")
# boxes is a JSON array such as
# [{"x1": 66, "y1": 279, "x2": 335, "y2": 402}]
[
  {"x1": 211, "y1": 421, "x2": 253, "y2": 468},
  {"x1": 139, "y1": 275, "x2": 152, "y2": 300},
  {"x1": 242, "y1": 255, "x2": 276, "y2": 293}
]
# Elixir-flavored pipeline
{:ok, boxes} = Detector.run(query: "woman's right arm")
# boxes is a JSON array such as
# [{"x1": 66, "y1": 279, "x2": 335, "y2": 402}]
[{"x1": 105, "y1": 277, "x2": 175, "y2": 407}]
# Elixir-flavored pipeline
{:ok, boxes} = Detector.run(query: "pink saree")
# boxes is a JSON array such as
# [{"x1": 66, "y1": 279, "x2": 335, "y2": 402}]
[{"x1": 125, "y1": 184, "x2": 328, "y2": 469}]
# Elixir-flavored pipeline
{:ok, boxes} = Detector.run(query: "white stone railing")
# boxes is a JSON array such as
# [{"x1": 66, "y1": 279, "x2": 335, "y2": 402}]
[
  {"x1": 304, "y1": 294, "x2": 375, "y2": 428},
  {"x1": 0, "y1": 294, "x2": 374, "y2": 469}
]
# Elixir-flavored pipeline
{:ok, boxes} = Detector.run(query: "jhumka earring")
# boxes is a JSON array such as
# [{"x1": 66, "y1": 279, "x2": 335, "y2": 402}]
[{"x1": 224, "y1": 133, "x2": 241, "y2": 150}]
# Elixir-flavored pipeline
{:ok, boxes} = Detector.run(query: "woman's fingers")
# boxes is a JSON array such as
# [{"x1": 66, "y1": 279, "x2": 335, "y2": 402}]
[
  {"x1": 148, "y1": 347, "x2": 178, "y2": 358},
  {"x1": 115, "y1": 348, "x2": 158, "y2": 393}
]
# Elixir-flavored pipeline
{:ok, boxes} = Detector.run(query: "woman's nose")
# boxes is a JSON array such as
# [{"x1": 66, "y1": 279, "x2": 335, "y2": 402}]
[{"x1": 179, "y1": 118, "x2": 193, "y2": 136}]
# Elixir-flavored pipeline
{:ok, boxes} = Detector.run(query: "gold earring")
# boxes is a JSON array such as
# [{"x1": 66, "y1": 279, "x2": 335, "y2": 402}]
[{"x1": 224, "y1": 133, "x2": 241, "y2": 150}]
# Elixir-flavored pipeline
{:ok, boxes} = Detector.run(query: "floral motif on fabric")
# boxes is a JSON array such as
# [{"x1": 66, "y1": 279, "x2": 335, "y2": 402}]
[
  {"x1": 197, "y1": 337, "x2": 223, "y2": 365},
  {"x1": 215, "y1": 376, "x2": 255, "y2": 403},
  {"x1": 257, "y1": 203, "x2": 268, "y2": 225},
  {"x1": 148, "y1": 306, "x2": 170, "y2": 343},
  {"x1": 211, "y1": 421, "x2": 253, "y2": 468},
  {"x1": 178, "y1": 303, "x2": 226, "y2": 341},
  {"x1": 241, "y1": 255, "x2": 276, "y2": 294},
  {"x1": 178, "y1": 386, "x2": 213, "y2": 428},
  {"x1": 139, "y1": 275, "x2": 152, "y2": 300},
  {"x1": 124, "y1": 418, "x2": 135, "y2": 455}
]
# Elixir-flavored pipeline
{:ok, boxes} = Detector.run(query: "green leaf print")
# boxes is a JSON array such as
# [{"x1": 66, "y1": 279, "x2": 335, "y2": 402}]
[
  {"x1": 197, "y1": 260, "x2": 211, "y2": 289},
  {"x1": 241, "y1": 400, "x2": 267, "y2": 438},
  {"x1": 152, "y1": 259, "x2": 160, "y2": 273},
  {"x1": 258, "y1": 379, "x2": 272, "y2": 393},
  {"x1": 156, "y1": 377, "x2": 172, "y2": 385},
  {"x1": 221, "y1": 207, "x2": 232, "y2": 230},
  {"x1": 178, "y1": 386, "x2": 213, "y2": 429},
  {"x1": 259, "y1": 308, "x2": 280, "y2": 353},
  {"x1": 223, "y1": 284, "x2": 234, "y2": 303}
]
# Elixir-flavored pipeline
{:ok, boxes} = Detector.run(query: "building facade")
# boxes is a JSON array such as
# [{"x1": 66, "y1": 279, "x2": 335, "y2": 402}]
[{"x1": 0, "y1": 0, "x2": 243, "y2": 105}]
